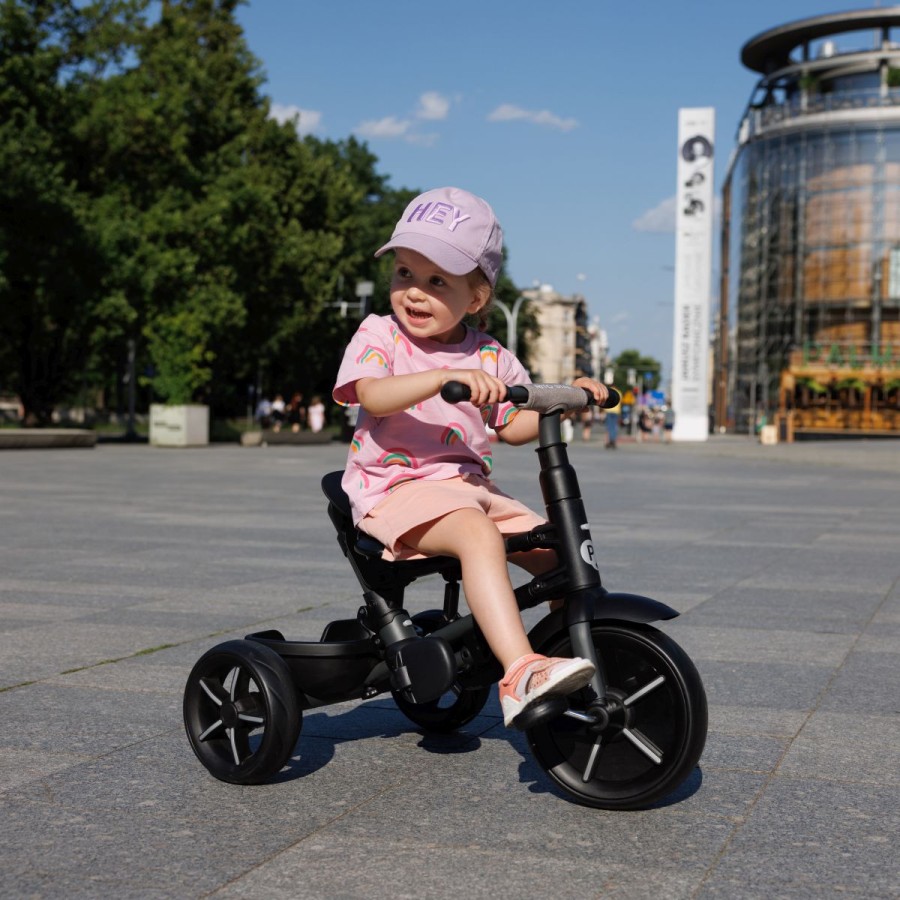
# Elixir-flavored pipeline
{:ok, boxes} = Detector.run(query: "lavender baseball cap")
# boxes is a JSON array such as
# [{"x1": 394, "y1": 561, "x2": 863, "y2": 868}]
[{"x1": 375, "y1": 187, "x2": 503, "y2": 286}]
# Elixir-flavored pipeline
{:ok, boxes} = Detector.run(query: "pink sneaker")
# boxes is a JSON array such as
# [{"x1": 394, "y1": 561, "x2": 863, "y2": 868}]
[{"x1": 499, "y1": 654, "x2": 595, "y2": 728}]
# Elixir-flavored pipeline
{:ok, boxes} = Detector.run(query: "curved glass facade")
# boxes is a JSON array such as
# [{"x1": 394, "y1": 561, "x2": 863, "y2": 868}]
[{"x1": 718, "y1": 12, "x2": 900, "y2": 436}]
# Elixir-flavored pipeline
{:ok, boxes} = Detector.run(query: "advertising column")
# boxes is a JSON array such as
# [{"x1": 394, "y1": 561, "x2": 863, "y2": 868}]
[{"x1": 671, "y1": 107, "x2": 715, "y2": 441}]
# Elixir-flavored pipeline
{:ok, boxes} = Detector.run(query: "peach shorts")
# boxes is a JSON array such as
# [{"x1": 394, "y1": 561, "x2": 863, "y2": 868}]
[{"x1": 361, "y1": 474, "x2": 546, "y2": 561}]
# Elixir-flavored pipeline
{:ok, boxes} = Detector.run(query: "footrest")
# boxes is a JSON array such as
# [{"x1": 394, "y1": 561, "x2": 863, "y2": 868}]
[{"x1": 511, "y1": 695, "x2": 568, "y2": 730}]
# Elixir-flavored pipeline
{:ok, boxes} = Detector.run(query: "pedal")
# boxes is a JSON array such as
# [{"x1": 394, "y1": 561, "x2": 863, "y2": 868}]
[{"x1": 512, "y1": 695, "x2": 568, "y2": 730}]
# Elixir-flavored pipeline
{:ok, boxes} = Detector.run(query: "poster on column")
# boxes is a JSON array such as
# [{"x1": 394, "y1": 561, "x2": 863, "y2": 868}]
[{"x1": 671, "y1": 107, "x2": 714, "y2": 442}]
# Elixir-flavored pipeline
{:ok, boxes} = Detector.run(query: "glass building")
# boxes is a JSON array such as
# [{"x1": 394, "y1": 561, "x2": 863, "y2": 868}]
[{"x1": 717, "y1": 9, "x2": 900, "y2": 436}]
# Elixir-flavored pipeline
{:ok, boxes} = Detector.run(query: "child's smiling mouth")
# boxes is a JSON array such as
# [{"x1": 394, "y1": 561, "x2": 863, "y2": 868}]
[{"x1": 407, "y1": 308, "x2": 432, "y2": 320}]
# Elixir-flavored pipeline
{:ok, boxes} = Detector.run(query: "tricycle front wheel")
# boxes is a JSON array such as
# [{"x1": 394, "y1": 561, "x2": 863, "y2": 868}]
[{"x1": 527, "y1": 623, "x2": 707, "y2": 810}]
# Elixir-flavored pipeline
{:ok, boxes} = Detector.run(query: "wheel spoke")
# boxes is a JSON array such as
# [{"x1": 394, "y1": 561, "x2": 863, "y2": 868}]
[
  {"x1": 621, "y1": 727, "x2": 663, "y2": 764},
  {"x1": 229, "y1": 667, "x2": 241, "y2": 702},
  {"x1": 581, "y1": 736, "x2": 603, "y2": 783},
  {"x1": 238, "y1": 713, "x2": 264, "y2": 725},
  {"x1": 198, "y1": 719, "x2": 224, "y2": 741},
  {"x1": 623, "y1": 675, "x2": 665, "y2": 707},
  {"x1": 228, "y1": 727, "x2": 241, "y2": 765},
  {"x1": 200, "y1": 677, "x2": 226, "y2": 706}
]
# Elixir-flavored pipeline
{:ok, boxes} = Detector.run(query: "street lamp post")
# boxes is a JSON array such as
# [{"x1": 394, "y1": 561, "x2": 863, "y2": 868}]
[{"x1": 493, "y1": 294, "x2": 528, "y2": 356}]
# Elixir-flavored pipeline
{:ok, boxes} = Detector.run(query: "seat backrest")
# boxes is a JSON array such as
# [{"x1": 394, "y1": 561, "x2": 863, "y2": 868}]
[
  {"x1": 320, "y1": 470, "x2": 461, "y2": 597},
  {"x1": 321, "y1": 470, "x2": 351, "y2": 518}
]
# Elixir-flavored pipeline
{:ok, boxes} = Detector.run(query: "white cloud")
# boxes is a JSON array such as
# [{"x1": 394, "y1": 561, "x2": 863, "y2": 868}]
[
  {"x1": 269, "y1": 103, "x2": 322, "y2": 136},
  {"x1": 487, "y1": 103, "x2": 578, "y2": 132},
  {"x1": 416, "y1": 91, "x2": 450, "y2": 120},
  {"x1": 406, "y1": 132, "x2": 440, "y2": 147},
  {"x1": 632, "y1": 195, "x2": 678, "y2": 233},
  {"x1": 355, "y1": 92, "x2": 451, "y2": 143},
  {"x1": 632, "y1": 194, "x2": 723, "y2": 234},
  {"x1": 355, "y1": 116, "x2": 412, "y2": 139}
]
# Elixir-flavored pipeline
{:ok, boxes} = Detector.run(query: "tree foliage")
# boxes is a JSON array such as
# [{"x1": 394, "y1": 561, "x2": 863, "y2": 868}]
[
  {"x1": 0, "y1": 0, "x2": 128, "y2": 422},
  {"x1": 610, "y1": 348, "x2": 663, "y2": 392},
  {"x1": 0, "y1": 0, "x2": 525, "y2": 422}
]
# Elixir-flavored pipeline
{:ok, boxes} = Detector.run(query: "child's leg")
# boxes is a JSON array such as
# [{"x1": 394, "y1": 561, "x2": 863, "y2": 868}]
[
  {"x1": 400, "y1": 506, "x2": 595, "y2": 727},
  {"x1": 509, "y1": 548, "x2": 565, "y2": 610},
  {"x1": 401, "y1": 507, "x2": 533, "y2": 670}
]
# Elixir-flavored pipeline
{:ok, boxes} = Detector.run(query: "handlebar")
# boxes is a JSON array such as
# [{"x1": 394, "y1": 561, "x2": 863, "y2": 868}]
[{"x1": 440, "y1": 381, "x2": 620, "y2": 415}]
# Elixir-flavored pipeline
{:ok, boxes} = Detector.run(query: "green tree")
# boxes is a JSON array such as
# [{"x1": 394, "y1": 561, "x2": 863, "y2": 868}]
[
  {"x1": 610, "y1": 349, "x2": 663, "y2": 392},
  {"x1": 77, "y1": 0, "x2": 270, "y2": 406},
  {"x1": 0, "y1": 0, "x2": 140, "y2": 423},
  {"x1": 81, "y1": 1, "x2": 414, "y2": 411},
  {"x1": 240, "y1": 135, "x2": 411, "y2": 405},
  {"x1": 0, "y1": 0, "x2": 496, "y2": 423}
]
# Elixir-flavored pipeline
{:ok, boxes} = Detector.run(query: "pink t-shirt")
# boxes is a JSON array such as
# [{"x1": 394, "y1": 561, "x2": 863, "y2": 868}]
[{"x1": 333, "y1": 314, "x2": 530, "y2": 524}]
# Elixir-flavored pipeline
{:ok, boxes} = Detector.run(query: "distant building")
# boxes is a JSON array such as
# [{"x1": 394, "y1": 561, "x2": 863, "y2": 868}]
[
  {"x1": 587, "y1": 317, "x2": 611, "y2": 384},
  {"x1": 718, "y1": 8, "x2": 900, "y2": 437},
  {"x1": 522, "y1": 285, "x2": 593, "y2": 383}
]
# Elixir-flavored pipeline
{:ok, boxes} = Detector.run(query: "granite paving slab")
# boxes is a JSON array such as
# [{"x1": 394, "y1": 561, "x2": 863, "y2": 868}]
[{"x1": 1, "y1": 437, "x2": 898, "y2": 897}]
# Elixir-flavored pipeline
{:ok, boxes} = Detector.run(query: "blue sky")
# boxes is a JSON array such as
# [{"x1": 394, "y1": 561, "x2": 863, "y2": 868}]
[{"x1": 235, "y1": 1, "x2": 881, "y2": 379}]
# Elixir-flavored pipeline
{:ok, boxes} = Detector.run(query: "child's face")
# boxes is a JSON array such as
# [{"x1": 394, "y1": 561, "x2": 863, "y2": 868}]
[{"x1": 389, "y1": 249, "x2": 487, "y2": 344}]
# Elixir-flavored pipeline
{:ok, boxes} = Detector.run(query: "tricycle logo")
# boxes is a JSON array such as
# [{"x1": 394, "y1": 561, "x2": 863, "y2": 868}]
[{"x1": 580, "y1": 539, "x2": 599, "y2": 570}]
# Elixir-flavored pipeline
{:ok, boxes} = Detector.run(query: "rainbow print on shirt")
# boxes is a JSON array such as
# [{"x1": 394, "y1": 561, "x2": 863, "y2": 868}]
[
  {"x1": 441, "y1": 423, "x2": 467, "y2": 447},
  {"x1": 378, "y1": 448, "x2": 414, "y2": 467},
  {"x1": 390, "y1": 325, "x2": 413, "y2": 356},
  {"x1": 478, "y1": 343, "x2": 500, "y2": 366},
  {"x1": 356, "y1": 345, "x2": 389, "y2": 369},
  {"x1": 386, "y1": 473, "x2": 416, "y2": 492},
  {"x1": 500, "y1": 407, "x2": 519, "y2": 426},
  {"x1": 481, "y1": 453, "x2": 493, "y2": 474}
]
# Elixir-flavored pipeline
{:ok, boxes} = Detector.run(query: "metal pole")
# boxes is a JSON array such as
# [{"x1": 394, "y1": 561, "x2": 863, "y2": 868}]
[
  {"x1": 126, "y1": 339, "x2": 136, "y2": 441},
  {"x1": 493, "y1": 295, "x2": 527, "y2": 356}
]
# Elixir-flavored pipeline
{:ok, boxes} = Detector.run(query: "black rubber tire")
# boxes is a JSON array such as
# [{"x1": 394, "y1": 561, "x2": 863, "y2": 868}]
[
  {"x1": 527, "y1": 623, "x2": 707, "y2": 810},
  {"x1": 391, "y1": 610, "x2": 490, "y2": 733},
  {"x1": 184, "y1": 639, "x2": 302, "y2": 785},
  {"x1": 392, "y1": 682, "x2": 491, "y2": 733}
]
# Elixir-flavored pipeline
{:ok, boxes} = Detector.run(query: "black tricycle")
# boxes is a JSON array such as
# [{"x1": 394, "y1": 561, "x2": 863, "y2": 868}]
[{"x1": 183, "y1": 382, "x2": 707, "y2": 809}]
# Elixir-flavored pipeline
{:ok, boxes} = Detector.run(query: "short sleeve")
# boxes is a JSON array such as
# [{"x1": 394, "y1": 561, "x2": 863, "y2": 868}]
[
  {"x1": 487, "y1": 346, "x2": 532, "y2": 429},
  {"x1": 333, "y1": 315, "x2": 394, "y2": 406}
]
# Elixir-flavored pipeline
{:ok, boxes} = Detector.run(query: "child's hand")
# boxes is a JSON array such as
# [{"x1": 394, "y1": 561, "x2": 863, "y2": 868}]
[
  {"x1": 572, "y1": 377, "x2": 609, "y2": 407},
  {"x1": 441, "y1": 369, "x2": 507, "y2": 408}
]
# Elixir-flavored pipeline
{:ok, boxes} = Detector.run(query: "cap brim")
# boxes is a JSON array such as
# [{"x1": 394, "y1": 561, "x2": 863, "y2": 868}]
[{"x1": 374, "y1": 233, "x2": 477, "y2": 277}]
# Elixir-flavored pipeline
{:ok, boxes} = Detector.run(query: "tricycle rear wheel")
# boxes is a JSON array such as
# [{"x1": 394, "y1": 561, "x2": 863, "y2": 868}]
[
  {"x1": 183, "y1": 639, "x2": 301, "y2": 784},
  {"x1": 392, "y1": 682, "x2": 491, "y2": 733},
  {"x1": 391, "y1": 610, "x2": 490, "y2": 732}
]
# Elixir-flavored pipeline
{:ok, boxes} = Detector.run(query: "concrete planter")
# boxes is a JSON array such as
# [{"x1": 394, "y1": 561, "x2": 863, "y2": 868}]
[{"x1": 149, "y1": 404, "x2": 209, "y2": 447}]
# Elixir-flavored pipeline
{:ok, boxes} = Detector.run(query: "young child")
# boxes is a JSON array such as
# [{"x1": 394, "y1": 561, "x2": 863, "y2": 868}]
[{"x1": 333, "y1": 186, "x2": 608, "y2": 728}]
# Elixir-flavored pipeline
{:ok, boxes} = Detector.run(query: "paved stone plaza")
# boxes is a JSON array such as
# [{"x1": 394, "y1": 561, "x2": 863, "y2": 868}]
[{"x1": 1, "y1": 436, "x2": 898, "y2": 898}]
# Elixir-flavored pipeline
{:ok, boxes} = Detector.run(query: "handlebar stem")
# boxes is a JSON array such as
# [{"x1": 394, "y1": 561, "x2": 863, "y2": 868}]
[{"x1": 535, "y1": 414, "x2": 602, "y2": 595}]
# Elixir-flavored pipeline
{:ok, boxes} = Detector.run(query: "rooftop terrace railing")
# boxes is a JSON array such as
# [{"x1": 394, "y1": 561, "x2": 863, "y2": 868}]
[{"x1": 739, "y1": 88, "x2": 900, "y2": 143}]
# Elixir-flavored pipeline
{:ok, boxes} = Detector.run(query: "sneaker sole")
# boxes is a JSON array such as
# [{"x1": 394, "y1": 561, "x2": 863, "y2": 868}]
[{"x1": 501, "y1": 660, "x2": 595, "y2": 727}]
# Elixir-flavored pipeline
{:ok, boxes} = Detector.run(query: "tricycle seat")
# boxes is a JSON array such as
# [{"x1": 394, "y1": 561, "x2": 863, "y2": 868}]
[{"x1": 321, "y1": 471, "x2": 461, "y2": 585}]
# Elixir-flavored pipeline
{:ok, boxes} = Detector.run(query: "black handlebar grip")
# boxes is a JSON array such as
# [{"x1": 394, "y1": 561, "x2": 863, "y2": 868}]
[
  {"x1": 441, "y1": 380, "x2": 620, "y2": 410},
  {"x1": 440, "y1": 381, "x2": 471, "y2": 404}
]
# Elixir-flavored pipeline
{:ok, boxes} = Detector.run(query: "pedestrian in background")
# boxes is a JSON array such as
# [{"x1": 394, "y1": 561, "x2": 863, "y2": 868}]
[
  {"x1": 605, "y1": 396, "x2": 622, "y2": 449},
  {"x1": 308, "y1": 395, "x2": 326, "y2": 433},
  {"x1": 271, "y1": 394, "x2": 286, "y2": 432}
]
